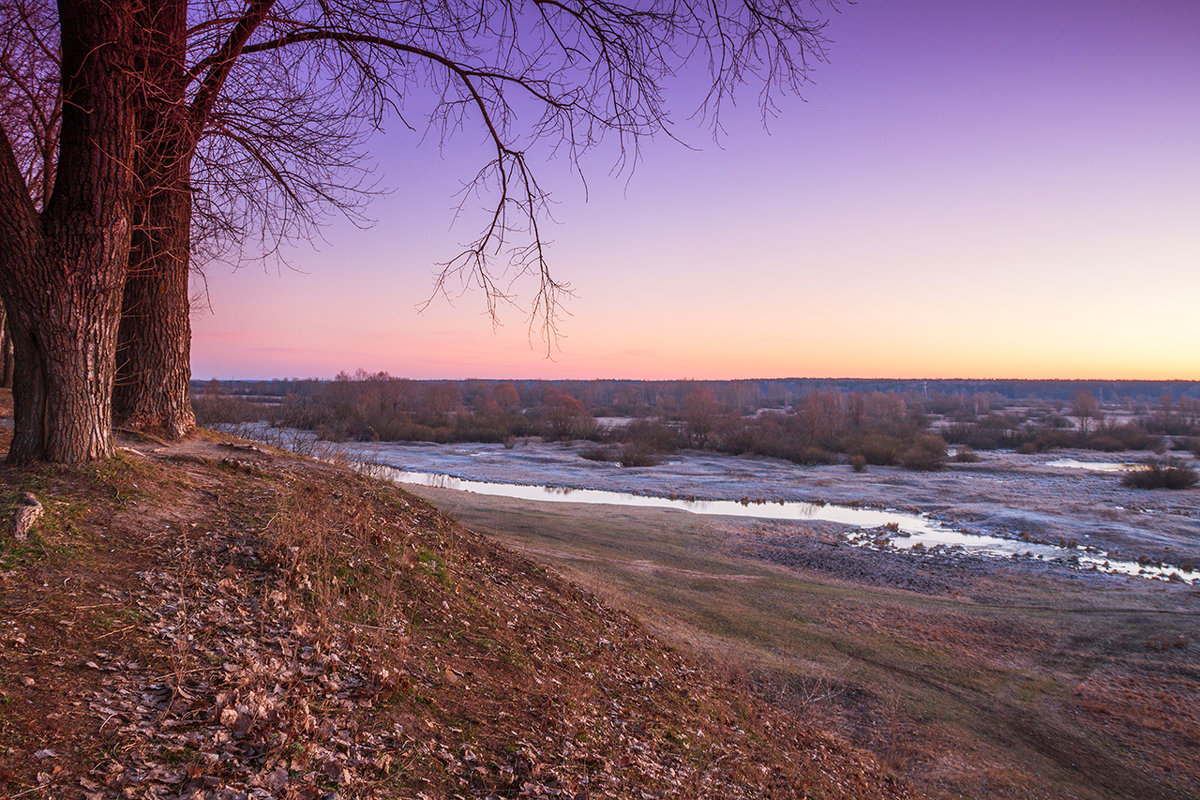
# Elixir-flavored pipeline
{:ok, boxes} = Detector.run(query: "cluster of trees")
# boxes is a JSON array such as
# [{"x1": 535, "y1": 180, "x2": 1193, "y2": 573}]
[
  {"x1": 198, "y1": 373, "x2": 599, "y2": 443},
  {"x1": 200, "y1": 377, "x2": 952, "y2": 469},
  {"x1": 0, "y1": 0, "x2": 835, "y2": 464},
  {"x1": 583, "y1": 388, "x2": 948, "y2": 470},
  {"x1": 944, "y1": 415, "x2": 1162, "y2": 454},
  {"x1": 199, "y1": 376, "x2": 1200, "y2": 470},
  {"x1": 712, "y1": 391, "x2": 947, "y2": 469},
  {"x1": 1141, "y1": 394, "x2": 1200, "y2": 436},
  {"x1": 942, "y1": 391, "x2": 1200, "y2": 456}
]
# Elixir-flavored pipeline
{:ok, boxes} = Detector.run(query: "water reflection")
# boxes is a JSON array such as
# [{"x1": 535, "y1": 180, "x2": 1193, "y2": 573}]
[{"x1": 1046, "y1": 458, "x2": 1146, "y2": 473}]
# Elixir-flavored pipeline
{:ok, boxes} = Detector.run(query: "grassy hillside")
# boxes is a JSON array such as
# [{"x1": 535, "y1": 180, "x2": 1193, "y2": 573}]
[
  {"x1": 411, "y1": 487, "x2": 1200, "y2": 800},
  {"x1": 0, "y1": 400, "x2": 909, "y2": 798}
]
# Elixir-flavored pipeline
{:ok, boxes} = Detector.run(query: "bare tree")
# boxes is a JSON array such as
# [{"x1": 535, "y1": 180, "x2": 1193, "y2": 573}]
[
  {"x1": 111, "y1": 0, "x2": 198, "y2": 438},
  {"x1": 0, "y1": 0, "x2": 137, "y2": 462},
  {"x1": 1070, "y1": 389, "x2": 1101, "y2": 438},
  {"x1": 0, "y1": 0, "x2": 57, "y2": 206},
  {"x1": 119, "y1": 6, "x2": 388, "y2": 434},
  {"x1": 1, "y1": 0, "x2": 834, "y2": 462},
  {"x1": 683, "y1": 387, "x2": 719, "y2": 447},
  {"x1": 0, "y1": 0, "x2": 374, "y2": 436},
  {"x1": 119, "y1": 0, "x2": 835, "y2": 440},
  {"x1": 542, "y1": 387, "x2": 590, "y2": 440},
  {"x1": 0, "y1": 0, "x2": 56, "y2": 396}
]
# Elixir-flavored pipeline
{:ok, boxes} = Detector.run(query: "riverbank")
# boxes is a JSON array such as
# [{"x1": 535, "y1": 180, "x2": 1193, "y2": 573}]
[
  {"x1": 327, "y1": 437, "x2": 1200, "y2": 571},
  {"x1": 407, "y1": 484, "x2": 1200, "y2": 800}
]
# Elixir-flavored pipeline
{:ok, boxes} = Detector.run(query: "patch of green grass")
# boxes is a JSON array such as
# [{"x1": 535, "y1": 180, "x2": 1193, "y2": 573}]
[
  {"x1": 416, "y1": 548, "x2": 451, "y2": 585},
  {"x1": 0, "y1": 538, "x2": 44, "y2": 571}
]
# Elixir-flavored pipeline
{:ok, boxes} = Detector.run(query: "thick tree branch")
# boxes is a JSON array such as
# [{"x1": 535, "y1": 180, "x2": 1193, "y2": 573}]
[
  {"x1": 188, "y1": 0, "x2": 276, "y2": 141},
  {"x1": 0, "y1": 123, "x2": 41, "y2": 282}
]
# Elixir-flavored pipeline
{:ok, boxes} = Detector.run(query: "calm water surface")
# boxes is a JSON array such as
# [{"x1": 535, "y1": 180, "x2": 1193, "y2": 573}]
[{"x1": 367, "y1": 464, "x2": 1199, "y2": 585}]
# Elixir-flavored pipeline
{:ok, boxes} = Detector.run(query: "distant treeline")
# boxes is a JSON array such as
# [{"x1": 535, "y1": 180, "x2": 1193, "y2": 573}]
[
  {"x1": 193, "y1": 373, "x2": 1200, "y2": 470},
  {"x1": 194, "y1": 375, "x2": 1200, "y2": 411}
]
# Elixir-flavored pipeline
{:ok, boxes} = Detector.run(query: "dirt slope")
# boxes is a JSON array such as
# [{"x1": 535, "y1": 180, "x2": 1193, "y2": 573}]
[{"x1": 0, "y1": 418, "x2": 912, "y2": 798}]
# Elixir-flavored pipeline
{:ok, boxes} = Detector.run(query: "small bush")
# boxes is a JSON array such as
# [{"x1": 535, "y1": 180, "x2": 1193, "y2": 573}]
[
  {"x1": 315, "y1": 424, "x2": 349, "y2": 443},
  {"x1": 618, "y1": 444, "x2": 664, "y2": 468},
  {"x1": 192, "y1": 394, "x2": 266, "y2": 425},
  {"x1": 850, "y1": 434, "x2": 905, "y2": 466},
  {"x1": 1122, "y1": 459, "x2": 1198, "y2": 490},
  {"x1": 794, "y1": 447, "x2": 836, "y2": 466},
  {"x1": 1085, "y1": 425, "x2": 1159, "y2": 453},
  {"x1": 901, "y1": 434, "x2": 947, "y2": 471},
  {"x1": 943, "y1": 421, "x2": 1019, "y2": 450},
  {"x1": 1087, "y1": 435, "x2": 1124, "y2": 452},
  {"x1": 622, "y1": 419, "x2": 684, "y2": 454},
  {"x1": 849, "y1": 454, "x2": 867, "y2": 473},
  {"x1": 952, "y1": 446, "x2": 980, "y2": 463},
  {"x1": 580, "y1": 445, "x2": 619, "y2": 463},
  {"x1": 1031, "y1": 429, "x2": 1074, "y2": 451}
]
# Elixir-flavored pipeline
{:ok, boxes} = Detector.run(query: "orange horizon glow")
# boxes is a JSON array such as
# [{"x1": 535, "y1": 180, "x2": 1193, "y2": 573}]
[{"x1": 190, "y1": 2, "x2": 1200, "y2": 385}]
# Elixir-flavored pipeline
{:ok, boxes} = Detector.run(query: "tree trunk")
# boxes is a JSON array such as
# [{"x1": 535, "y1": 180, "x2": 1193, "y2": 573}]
[
  {"x1": 114, "y1": 160, "x2": 197, "y2": 438},
  {"x1": 0, "y1": 0, "x2": 135, "y2": 463},
  {"x1": 6, "y1": 269, "x2": 124, "y2": 462},
  {"x1": 0, "y1": 302, "x2": 12, "y2": 389},
  {"x1": 113, "y1": 0, "x2": 196, "y2": 439}
]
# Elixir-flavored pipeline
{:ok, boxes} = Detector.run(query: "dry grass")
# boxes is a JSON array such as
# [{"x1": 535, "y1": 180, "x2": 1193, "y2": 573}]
[
  {"x1": 0, "y1": 423, "x2": 911, "y2": 799},
  {"x1": 413, "y1": 486, "x2": 1200, "y2": 800}
]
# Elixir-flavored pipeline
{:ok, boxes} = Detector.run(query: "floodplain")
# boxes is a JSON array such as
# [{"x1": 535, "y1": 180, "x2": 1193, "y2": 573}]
[{"x1": 368, "y1": 442, "x2": 1199, "y2": 800}]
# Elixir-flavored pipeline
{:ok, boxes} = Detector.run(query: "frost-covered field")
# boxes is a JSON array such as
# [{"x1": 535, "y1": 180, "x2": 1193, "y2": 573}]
[{"x1": 330, "y1": 438, "x2": 1200, "y2": 570}]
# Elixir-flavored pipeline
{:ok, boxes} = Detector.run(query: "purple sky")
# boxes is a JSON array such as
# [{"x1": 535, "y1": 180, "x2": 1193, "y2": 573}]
[{"x1": 192, "y1": 0, "x2": 1200, "y2": 380}]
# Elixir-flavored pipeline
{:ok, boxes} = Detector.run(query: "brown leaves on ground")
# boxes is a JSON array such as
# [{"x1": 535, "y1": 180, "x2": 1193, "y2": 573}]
[{"x1": 0, "y1": 431, "x2": 912, "y2": 799}]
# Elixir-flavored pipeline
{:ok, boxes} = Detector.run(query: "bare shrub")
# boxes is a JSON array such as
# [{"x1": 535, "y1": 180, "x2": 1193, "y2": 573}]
[
  {"x1": 1122, "y1": 459, "x2": 1198, "y2": 490},
  {"x1": 580, "y1": 445, "x2": 619, "y2": 463},
  {"x1": 943, "y1": 423, "x2": 1015, "y2": 450},
  {"x1": 1087, "y1": 425, "x2": 1159, "y2": 452},
  {"x1": 952, "y1": 446, "x2": 980, "y2": 463},
  {"x1": 900, "y1": 434, "x2": 947, "y2": 471},
  {"x1": 580, "y1": 443, "x2": 662, "y2": 467},
  {"x1": 623, "y1": 419, "x2": 685, "y2": 455},
  {"x1": 191, "y1": 383, "x2": 270, "y2": 425},
  {"x1": 848, "y1": 434, "x2": 904, "y2": 466},
  {"x1": 618, "y1": 445, "x2": 664, "y2": 468}
]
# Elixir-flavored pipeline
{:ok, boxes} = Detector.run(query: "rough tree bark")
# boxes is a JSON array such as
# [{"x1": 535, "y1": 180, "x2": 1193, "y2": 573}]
[
  {"x1": 114, "y1": 163, "x2": 197, "y2": 437},
  {"x1": 0, "y1": 302, "x2": 13, "y2": 389},
  {"x1": 114, "y1": 0, "x2": 273, "y2": 438},
  {"x1": 114, "y1": 0, "x2": 196, "y2": 438},
  {"x1": 0, "y1": 0, "x2": 135, "y2": 463}
]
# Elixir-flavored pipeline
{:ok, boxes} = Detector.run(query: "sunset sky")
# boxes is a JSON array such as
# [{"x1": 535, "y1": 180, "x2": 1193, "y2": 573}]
[{"x1": 191, "y1": 0, "x2": 1200, "y2": 381}]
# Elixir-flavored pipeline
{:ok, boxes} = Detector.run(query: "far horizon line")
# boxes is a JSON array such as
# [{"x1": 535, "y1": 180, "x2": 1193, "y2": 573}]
[{"x1": 193, "y1": 374, "x2": 1200, "y2": 385}]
